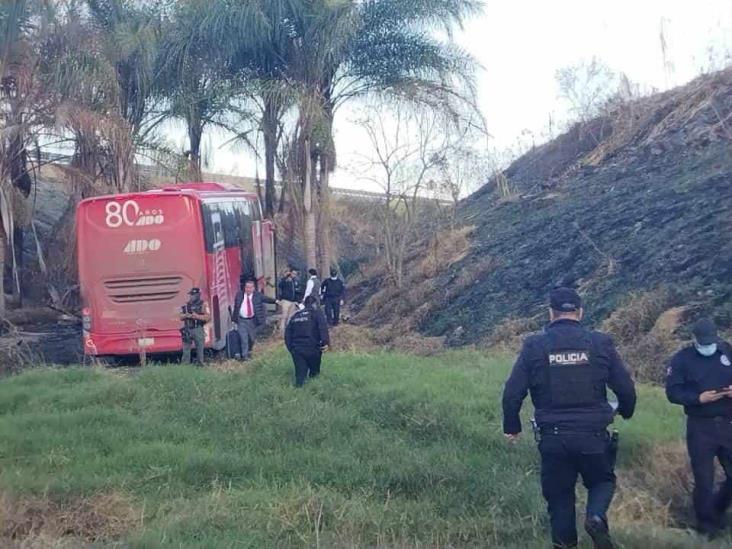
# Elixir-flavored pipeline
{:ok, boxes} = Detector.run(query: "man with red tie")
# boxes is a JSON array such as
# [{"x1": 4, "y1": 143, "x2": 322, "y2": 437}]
[{"x1": 233, "y1": 278, "x2": 277, "y2": 360}]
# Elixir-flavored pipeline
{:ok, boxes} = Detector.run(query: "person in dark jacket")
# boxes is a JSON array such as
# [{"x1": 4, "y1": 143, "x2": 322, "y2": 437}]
[
  {"x1": 321, "y1": 268, "x2": 346, "y2": 326},
  {"x1": 277, "y1": 268, "x2": 298, "y2": 333},
  {"x1": 502, "y1": 287, "x2": 636, "y2": 549},
  {"x1": 233, "y1": 278, "x2": 278, "y2": 360},
  {"x1": 666, "y1": 318, "x2": 732, "y2": 538},
  {"x1": 179, "y1": 287, "x2": 211, "y2": 366},
  {"x1": 291, "y1": 268, "x2": 304, "y2": 302},
  {"x1": 285, "y1": 296, "x2": 330, "y2": 387}
]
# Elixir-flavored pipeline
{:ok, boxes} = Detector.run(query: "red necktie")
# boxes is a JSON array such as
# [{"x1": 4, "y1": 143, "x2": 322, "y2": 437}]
[{"x1": 246, "y1": 295, "x2": 253, "y2": 317}]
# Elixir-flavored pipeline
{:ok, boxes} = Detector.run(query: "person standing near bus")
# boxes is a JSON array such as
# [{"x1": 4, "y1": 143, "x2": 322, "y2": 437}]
[
  {"x1": 292, "y1": 268, "x2": 304, "y2": 302},
  {"x1": 321, "y1": 268, "x2": 345, "y2": 326},
  {"x1": 234, "y1": 278, "x2": 278, "y2": 360},
  {"x1": 302, "y1": 268, "x2": 321, "y2": 306},
  {"x1": 277, "y1": 268, "x2": 298, "y2": 333},
  {"x1": 180, "y1": 287, "x2": 211, "y2": 366}
]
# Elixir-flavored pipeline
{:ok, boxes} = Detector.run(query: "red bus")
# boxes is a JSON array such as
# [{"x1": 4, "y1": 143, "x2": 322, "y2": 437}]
[{"x1": 76, "y1": 182, "x2": 276, "y2": 358}]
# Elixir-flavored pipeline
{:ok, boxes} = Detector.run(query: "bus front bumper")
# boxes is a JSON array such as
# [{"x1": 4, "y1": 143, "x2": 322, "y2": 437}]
[{"x1": 83, "y1": 330, "x2": 187, "y2": 356}]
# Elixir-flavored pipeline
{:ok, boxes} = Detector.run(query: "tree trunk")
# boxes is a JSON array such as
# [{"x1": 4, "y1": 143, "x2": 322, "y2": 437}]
[
  {"x1": 0, "y1": 224, "x2": 5, "y2": 316},
  {"x1": 317, "y1": 154, "x2": 332, "y2": 277},
  {"x1": 187, "y1": 117, "x2": 203, "y2": 181},
  {"x1": 12, "y1": 226, "x2": 22, "y2": 306},
  {"x1": 302, "y1": 138, "x2": 317, "y2": 270},
  {"x1": 263, "y1": 97, "x2": 278, "y2": 217}
]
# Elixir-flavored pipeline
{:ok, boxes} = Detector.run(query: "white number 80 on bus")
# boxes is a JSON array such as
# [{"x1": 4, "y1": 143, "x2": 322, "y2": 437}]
[{"x1": 105, "y1": 200, "x2": 164, "y2": 228}]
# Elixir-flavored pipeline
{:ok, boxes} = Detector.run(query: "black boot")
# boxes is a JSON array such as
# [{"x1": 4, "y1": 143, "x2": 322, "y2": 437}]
[{"x1": 585, "y1": 516, "x2": 614, "y2": 549}]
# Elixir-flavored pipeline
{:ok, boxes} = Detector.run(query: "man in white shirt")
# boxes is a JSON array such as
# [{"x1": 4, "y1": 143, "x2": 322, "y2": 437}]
[{"x1": 302, "y1": 268, "x2": 321, "y2": 306}]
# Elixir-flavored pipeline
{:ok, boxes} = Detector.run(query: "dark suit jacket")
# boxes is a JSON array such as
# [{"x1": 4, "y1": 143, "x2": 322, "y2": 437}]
[{"x1": 233, "y1": 290, "x2": 276, "y2": 327}]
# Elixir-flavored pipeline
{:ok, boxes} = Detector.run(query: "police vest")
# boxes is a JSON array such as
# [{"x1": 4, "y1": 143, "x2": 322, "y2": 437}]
[
  {"x1": 542, "y1": 330, "x2": 605, "y2": 409},
  {"x1": 185, "y1": 301, "x2": 206, "y2": 328}
]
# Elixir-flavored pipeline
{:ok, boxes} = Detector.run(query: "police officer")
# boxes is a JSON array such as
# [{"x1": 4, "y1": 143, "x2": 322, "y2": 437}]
[
  {"x1": 179, "y1": 287, "x2": 210, "y2": 366},
  {"x1": 502, "y1": 287, "x2": 636, "y2": 549},
  {"x1": 285, "y1": 295, "x2": 330, "y2": 387},
  {"x1": 665, "y1": 318, "x2": 732, "y2": 538},
  {"x1": 321, "y1": 268, "x2": 346, "y2": 326}
]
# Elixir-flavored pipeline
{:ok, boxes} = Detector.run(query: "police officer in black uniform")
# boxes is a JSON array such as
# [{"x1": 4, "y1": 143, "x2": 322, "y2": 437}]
[
  {"x1": 666, "y1": 318, "x2": 732, "y2": 538},
  {"x1": 321, "y1": 268, "x2": 346, "y2": 326},
  {"x1": 179, "y1": 287, "x2": 210, "y2": 366},
  {"x1": 502, "y1": 287, "x2": 636, "y2": 549},
  {"x1": 285, "y1": 296, "x2": 330, "y2": 387}
]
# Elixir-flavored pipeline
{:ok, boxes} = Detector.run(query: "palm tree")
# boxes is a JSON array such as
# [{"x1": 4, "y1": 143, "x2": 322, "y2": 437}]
[
  {"x1": 284, "y1": 0, "x2": 482, "y2": 273},
  {"x1": 158, "y1": 0, "x2": 275, "y2": 181},
  {"x1": 0, "y1": 0, "x2": 55, "y2": 313}
]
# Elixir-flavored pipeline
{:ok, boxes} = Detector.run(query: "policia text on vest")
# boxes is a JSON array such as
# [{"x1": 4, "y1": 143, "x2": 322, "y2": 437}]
[{"x1": 502, "y1": 287, "x2": 636, "y2": 549}]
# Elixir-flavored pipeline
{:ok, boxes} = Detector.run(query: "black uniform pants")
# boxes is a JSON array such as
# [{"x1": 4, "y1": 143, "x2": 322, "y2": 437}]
[
  {"x1": 291, "y1": 350, "x2": 322, "y2": 387},
  {"x1": 539, "y1": 432, "x2": 616, "y2": 548},
  {"x1": 686, "y1": 416, "x2": 732, "y2": 532},
  {"x1": 323, "y1": 297, "x2": 341, "y2": 325}
]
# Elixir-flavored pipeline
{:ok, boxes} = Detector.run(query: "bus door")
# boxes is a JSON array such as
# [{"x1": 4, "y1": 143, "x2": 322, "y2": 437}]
[
  {"x1": 252, "y1": 220, "x2": 264, "y2": 291},
  {"x1": 261, "y1": 220, "x2": 276, "y2": 299},
  {"x1": 207, "y1": 209, "x2": 228, "y2": 349}
]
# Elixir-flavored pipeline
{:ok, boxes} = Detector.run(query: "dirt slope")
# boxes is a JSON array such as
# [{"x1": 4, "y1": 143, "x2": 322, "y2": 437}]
[{"x1": 350, "y1": 68, "x2": 732, "y2": 355}]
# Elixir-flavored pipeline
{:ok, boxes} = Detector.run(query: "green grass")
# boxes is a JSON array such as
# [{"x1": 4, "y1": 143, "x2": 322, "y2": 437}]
[{"x1": 0, "y1": 348, "x2": 727, "y2": 548}]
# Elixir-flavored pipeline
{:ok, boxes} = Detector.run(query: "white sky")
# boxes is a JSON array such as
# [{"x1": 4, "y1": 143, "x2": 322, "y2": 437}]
[{"x1": 198, "y1": 0, "x2": 732, "y2": 191}]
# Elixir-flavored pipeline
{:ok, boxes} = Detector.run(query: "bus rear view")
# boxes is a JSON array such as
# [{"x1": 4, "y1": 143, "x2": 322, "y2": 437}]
[{"x1": 77, "y1": 192, "x2": 206, "y2": 357}]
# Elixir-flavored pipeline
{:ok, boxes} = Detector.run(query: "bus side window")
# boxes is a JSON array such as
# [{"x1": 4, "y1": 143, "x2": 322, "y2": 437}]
[
  {"x1": 220, "y1": 202, "x2": 238, "y2": 248},
  {"x1": 201, "y1": 203, "x2": 220, "y2": 252}
]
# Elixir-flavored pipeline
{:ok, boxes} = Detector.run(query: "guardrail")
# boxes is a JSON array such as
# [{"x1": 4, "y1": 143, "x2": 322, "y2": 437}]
[{"x1": 37, "y1": 151, "x2": 452, "y2": 204}]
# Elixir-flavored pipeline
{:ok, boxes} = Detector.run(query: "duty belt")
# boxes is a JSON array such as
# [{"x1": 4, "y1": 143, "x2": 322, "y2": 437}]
[
  {"x1": 689, "y1": 415, "x2": 732, "y2": 422},
  {"x1": 539, "y1": 426, "x2": 609, "y2": 437}
]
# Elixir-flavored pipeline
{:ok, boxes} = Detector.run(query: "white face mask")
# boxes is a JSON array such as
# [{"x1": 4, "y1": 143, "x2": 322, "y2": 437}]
[{"x1": 695, "y1": 342, "x2": 718, "y2": 357}]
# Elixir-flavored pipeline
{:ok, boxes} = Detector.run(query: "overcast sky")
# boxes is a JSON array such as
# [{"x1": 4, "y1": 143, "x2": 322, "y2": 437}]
[{"x1": 196, "y1": 0, "x2": 732, "y2": 191}]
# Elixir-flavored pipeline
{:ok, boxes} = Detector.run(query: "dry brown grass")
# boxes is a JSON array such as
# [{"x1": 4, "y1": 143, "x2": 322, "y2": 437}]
[
  {"x1": 449, "y1": 256, "x2": 501, "y2": 296},
  {"x1": 326, "y1": 324, "x2": 446, "y2": 356},
  {"x1": 600, "y1": 288, "x2": 690, "y2": 382},
  {"x1": 613, "y1": 442, "x2": 693, "y2": 529},
  {"x1": 602, "y1": 287, "x2": 690, "y2": 383},
  {"x1": 483, "y1": 314, "x2": 545, "y2": 349},
  {"x1": 418, "y1": 226, "x2": 475, "y2": 279},
  {"x1": 601, "y1": 287, "x2": 678, "y2": 345},
  {"x1": 0, "y1": 492, "x2": 138, "y2": 548}
]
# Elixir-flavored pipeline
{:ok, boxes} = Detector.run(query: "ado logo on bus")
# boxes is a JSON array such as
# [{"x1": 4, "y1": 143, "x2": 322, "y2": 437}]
[{"x1": 105, "y1": 200, "x2": 165, "y2": 228}]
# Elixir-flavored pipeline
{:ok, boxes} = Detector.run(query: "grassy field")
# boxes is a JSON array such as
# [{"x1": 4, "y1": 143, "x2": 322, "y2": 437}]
[{"x1": 0, "y1": 346, "x2": 728, "y2": 548}]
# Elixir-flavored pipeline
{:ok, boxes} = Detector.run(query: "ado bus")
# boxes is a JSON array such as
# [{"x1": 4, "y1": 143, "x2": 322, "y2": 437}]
[{"x1": 76, "y1": 182, "x2": 276, "y2": 358}]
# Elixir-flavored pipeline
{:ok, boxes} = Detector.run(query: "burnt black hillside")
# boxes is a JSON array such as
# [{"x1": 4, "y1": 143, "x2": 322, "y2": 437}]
[
  {"x1": 350, "y1": 68, "x2": 732, "y2": 350},
  {"x1": 427, "y1": 68, "x2": 732, "y2": 342}
]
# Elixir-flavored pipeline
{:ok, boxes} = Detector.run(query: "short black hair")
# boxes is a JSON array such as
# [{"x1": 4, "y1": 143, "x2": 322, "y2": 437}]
[
  {"x1": 330, "y1": 268, "x2": 338, "y2": 277},
  {"x1": 304, "y1": 295, "x2": 317, "y2": 307},
  {"x1": 244, "y1": 278, "x2": 256, "y2": 286},
  {"x1": 308, "y1": 268, "x2": 317, "y2": 276}
]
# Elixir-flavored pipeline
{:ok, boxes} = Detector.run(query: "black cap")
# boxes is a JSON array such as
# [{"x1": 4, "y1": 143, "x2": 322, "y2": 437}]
[
  {"x1": 330, "y1": 268, "x2": 338, "y2": 277},
  {"x1": 549, "y1": 287, "x2": 582, "y2": 312},
  {"x1": 188, "y1": 287, "x2": 200, "y2": 295},
  {"x1": 692, "y1": 318, "x2": 717, "y2": 346}
]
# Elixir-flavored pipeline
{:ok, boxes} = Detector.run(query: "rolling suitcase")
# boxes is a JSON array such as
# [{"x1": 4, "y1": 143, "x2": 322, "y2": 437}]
[
  {"x1": 225, "y1": 306, "x2": 242, "y2": 359},
  {"x1": 226, "y1": 328, "x2": 242, "y2": 359}
]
